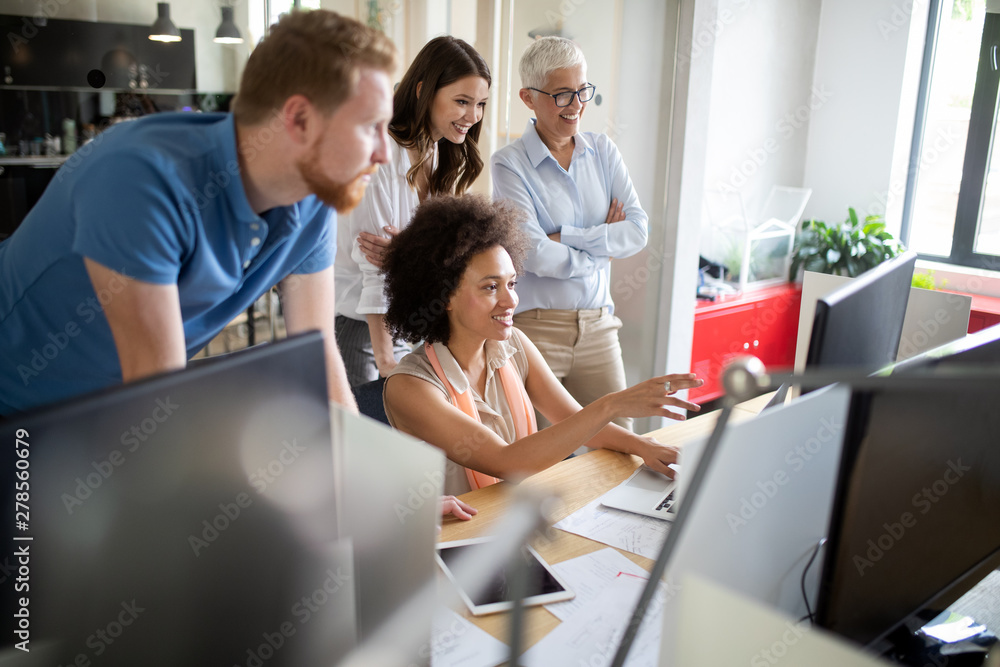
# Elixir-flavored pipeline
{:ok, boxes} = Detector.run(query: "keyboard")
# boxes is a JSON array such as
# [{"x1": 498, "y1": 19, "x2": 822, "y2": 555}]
[{"x1": 656, "y1": 490, "x2": 677, "y2": 513}]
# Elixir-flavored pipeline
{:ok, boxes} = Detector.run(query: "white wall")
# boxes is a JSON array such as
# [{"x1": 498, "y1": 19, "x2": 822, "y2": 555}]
[
  {"x1": 611, "y1": 0, "x2": 671, "y2": 408},
  {"x1": 652, "y1": 0, "x2": 718, "y2": 423},
  {"x1": 702, "y1": 0, "x2": 822, "y2": 219},
  {"x1": 642, "y1": 0, "x2": 826, "y2": 427},
  {"x1": 489, "y1": 0, "x2": 618, "y2": 145},
  {"x1": 395, "y1": 0, "x2": 478, "y2": 75},
  {"x1": 802, "y1": 0, "x2": 925, "y2": 229}
]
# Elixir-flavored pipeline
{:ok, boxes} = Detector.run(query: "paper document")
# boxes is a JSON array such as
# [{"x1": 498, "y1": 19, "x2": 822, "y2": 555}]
[
  {"x1": 545, "y1": 548, "x2": 650, "y2": 621},
  {"x1": 555, "y1": 495, "x2": 670, "y2": 559},
  {"x1": 948, "y1": 570, "x2": 1000, "y2": 634},
  {"x1": 920, "y1": 613, "x2": 987, "y2": 644},
  {"x1": 431, "y1": 608, "x2": 508, "y2": 667},
  {"x1": 520, "y1": 574, "x2": 669, "y2": 667}
]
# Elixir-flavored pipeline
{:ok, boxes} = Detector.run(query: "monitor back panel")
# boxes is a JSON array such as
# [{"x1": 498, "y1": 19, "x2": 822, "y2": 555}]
[
  {"x1": 1, "y1": 334, "x2": 354, "y2": 666},
  {"x1": 890, "y1": 321, "x2": 1000, "y2": 374},
  {"x1": 658, "y1": 385, "x2": 852, "y2": 666},
  {"x1": 816, "y1": 384, "x2": 1000, "y2": 646},
  {"x1": 332, "y1": 404, "x2": 444, "y2": 661}
]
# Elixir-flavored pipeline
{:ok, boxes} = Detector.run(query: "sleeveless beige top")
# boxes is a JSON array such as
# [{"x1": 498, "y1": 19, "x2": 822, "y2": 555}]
[{"x1": 383, "y1": 333, "x2": 531, "y2": 495}]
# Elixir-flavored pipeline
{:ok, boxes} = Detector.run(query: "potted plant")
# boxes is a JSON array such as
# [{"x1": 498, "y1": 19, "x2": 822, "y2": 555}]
[
  {"x1": 789, "y1": 207, "x2": 903, "y2": 280},
  {"x1": 911, "y1": 269, "x2": 947, "y2": 290}
]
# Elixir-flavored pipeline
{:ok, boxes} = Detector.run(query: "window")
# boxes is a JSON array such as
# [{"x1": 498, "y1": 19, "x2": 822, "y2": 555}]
[
  {"x1": 247, "y1": 0, "x2": 323, "y2": 52},
  {"x1": 901, "y1": 0, "x2": 1000, "y2": 270},
  {"x1": 268, "y1": 0, "x2": 321, "y2": 29}
]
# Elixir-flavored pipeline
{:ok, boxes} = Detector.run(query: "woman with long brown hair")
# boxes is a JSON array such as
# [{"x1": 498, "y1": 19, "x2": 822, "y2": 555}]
[{"x1": 334, "y1": 36, "x2": 491, "y2": 387}]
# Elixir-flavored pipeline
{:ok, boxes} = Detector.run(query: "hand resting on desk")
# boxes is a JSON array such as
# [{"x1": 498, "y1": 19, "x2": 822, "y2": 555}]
[{"x1": 441, "y1": 495, "x2": 478, "y2": 521}]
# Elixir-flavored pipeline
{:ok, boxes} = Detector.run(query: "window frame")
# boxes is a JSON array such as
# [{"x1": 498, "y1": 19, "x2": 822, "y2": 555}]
[{"x1": 900, "y1": 0, "x2": 1000, "y2": 271}]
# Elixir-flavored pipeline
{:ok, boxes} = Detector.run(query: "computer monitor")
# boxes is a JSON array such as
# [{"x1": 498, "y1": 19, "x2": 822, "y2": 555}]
[
  {"x1": 805, "y1": 251, "x2": 917, "y2": 372},
  {"x1": 657, "y1": 384, "x2": 852, "y2": 666},
  {"x1": 762, "y1": 253, "x2": 919, "y2": 410},
  {"x1": 815, "y1": 380, "x2": 1000, "y2": 648},
  {"x1": 330, "y1": 402, "x2": 444, "y2": 659},
  {"x1": 0, "y1": 333, "x2": 356, "y2": 665},
  {"x1": 887, "y1": 321, "x2": 1000, "y2": 374}
]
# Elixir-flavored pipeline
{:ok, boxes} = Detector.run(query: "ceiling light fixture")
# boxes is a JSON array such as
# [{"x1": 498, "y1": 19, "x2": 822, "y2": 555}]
[
  {"x1": 149, "y1": 2, "x2": 181, "y2": 43},
  {"x1": 214, "y1": 6, "x2": 244, "y2": 45}
]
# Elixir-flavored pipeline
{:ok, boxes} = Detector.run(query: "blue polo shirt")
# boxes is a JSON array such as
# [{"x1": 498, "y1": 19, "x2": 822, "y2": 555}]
[{"x1": 0, "y1": 113, "x2": 335, "y2": 415}]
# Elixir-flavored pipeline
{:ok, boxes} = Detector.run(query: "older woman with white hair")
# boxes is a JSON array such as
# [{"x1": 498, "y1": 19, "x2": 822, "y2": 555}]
[{"x1": 491, "y1": 37, "x2": 649, "y2": 430}]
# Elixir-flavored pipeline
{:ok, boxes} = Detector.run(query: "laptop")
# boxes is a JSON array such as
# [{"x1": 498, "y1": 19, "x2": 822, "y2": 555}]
[{"x1": 600, "y1": 462, "x2": 685, "y2": 520}]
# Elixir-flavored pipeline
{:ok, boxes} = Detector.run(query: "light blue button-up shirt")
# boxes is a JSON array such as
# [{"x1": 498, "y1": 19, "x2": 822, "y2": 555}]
[{"x1": 491, "y1": 119, "x2": 648, "y2": 313}]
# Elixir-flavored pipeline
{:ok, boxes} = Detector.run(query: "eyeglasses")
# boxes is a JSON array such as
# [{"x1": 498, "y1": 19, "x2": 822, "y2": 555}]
[{"x1": 527, "y1": 84, "x2": 596, "y2": 108}]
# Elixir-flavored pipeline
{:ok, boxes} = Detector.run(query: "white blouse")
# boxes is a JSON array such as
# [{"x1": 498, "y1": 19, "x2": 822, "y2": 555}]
[{"x1": 334, "y1": 139, "x2": 433, "y2": 319}]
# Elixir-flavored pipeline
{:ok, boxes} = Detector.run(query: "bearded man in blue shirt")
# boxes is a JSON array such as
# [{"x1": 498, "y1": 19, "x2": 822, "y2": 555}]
[{"x1": 0, "y1": 10, "x2": 396, "y2": 416}]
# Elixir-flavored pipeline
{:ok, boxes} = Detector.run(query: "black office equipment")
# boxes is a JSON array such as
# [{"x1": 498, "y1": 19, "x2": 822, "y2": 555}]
[
  {"x1": 815, "y1": 380, "x2": 1000, "y2": 649},
  {"x1": 806, "y1": 251, "x2": 918, "y2": 373},
  {"x1": 0, "y1": 333, "x2": 355, "y2": 666},
  {"x1": 0, "y1": 14, "x2": 197, "y2": 90},
  {"x1": 764, "y1": 251, "x2": 918, "y2": 410}
]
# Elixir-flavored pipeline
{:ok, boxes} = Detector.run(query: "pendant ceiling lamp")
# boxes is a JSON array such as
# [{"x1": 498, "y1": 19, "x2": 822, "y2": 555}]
[
  {"x1": 214, "y1": 6, "x2": 243, "y2": 44},
  {"x1": 149, "y1": 2, "x2": 181, "y2": 42}
]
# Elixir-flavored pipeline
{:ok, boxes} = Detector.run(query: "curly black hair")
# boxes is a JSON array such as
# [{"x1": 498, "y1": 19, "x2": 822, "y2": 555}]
[{"x1": 382, "y1": 194, "x2": 530, "y2": 345}]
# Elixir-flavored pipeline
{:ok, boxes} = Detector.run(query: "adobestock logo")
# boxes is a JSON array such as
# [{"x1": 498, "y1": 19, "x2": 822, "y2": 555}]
[
  {"x1": 853, "y1": 458, "x2": 971, "y2": 576},
  {"x1": 393, "y1": 469, "x2": 445, "y2": 523},
  {"x1": 17, "y1": 264, "x2": 132, "y2": 387},
  {"x1": 725, "y1": 415, "x2": 843, "y2": 534},
  {"x1": 45, "y1": 599, "x2": 146, "y2": 665},
  {"x1": 187, "y1": 493, "x2": 253, "y2": 557},
  {"x1": 5, "y1": 0, "x2": 72, "y2": 55},
  {"x1": 61, "y1": 396, "x2": 180, "y2": 514},
  {"x1": 750, "y1": 620, "x2": 810, "y2": 666},
  {"x1": 188, "y1": 438, "x2": 307, "y2": 557},
  {"x1": 716, "y1": 84, "x2": 833, "y2": 193},
  {"x1": 233, "y1": 567, "x2": 352, "y2": 667}
]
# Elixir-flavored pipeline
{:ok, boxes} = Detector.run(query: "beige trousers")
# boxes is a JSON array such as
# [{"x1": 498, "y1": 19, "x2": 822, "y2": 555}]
[{"x1": 513, "y1": 307, "x2": 632, "y2": 432}]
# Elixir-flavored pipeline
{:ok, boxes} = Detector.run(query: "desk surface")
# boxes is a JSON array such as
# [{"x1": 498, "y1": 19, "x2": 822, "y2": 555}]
[{"x1": 437, "y1": 392, "x2": 773, "y2": 648}]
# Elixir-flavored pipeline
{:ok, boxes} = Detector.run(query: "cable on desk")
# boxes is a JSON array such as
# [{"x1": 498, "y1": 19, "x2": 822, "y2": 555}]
[{"x1": 798, "y1": 537, "x2": 827, "y2": 624}]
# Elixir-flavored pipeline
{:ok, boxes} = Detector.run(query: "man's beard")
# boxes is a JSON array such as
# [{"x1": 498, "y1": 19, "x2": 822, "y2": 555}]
[{"x1": 298, "y1": 146, "x2": 377, "y2": 214}]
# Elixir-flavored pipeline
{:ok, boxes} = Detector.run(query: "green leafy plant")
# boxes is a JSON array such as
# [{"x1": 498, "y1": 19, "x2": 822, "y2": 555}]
[
  {"x1": 912, "y1": 270, "x2": 947, "y2": 290},
  {"x1": 789, "y1": 208, "x2": 903, "y2": 280}
]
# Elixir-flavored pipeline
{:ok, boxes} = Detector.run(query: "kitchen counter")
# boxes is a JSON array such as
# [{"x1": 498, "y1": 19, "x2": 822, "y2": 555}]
[{"x1": 0, "y1": 156, "x2": 70, "y2": 167}]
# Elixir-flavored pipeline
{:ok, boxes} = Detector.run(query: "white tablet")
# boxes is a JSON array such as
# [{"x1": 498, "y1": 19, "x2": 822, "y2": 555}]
[{"x1": 435, "y1": 537, "x2": 575, "y2": 616}]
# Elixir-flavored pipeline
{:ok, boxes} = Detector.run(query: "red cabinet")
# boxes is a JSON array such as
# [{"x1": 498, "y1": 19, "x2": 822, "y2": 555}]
[
  {"x1": 690, "y1": 284, "x2": 802, "y2": 404},
  {"x1": 965, "y1": 293, "x2": 1000, "y2": 333}
]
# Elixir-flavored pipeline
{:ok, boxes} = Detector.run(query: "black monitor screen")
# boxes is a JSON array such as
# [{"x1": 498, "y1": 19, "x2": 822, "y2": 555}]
[
  {"x1": 0, "y1": 333, "x2": 352, "y2": 665},
  {"x1": 816, "y1": 382, "x2": 1000, "y2": 647},
  {"x1": 806, "y1": 252, "x2": 917, "y2": 372}
]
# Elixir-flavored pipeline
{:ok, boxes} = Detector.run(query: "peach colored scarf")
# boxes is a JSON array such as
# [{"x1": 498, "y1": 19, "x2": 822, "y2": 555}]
[{"x1": 425, "y1": 344, "x2": 537, "y2": 490}]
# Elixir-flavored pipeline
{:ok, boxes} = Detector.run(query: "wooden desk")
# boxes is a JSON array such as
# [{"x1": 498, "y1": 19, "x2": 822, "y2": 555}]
[{"x1": 438, "y1": 396, "x2": 770, "y2": 648}]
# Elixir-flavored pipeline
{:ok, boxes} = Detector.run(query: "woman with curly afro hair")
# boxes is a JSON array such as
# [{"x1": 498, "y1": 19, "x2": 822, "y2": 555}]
[{"x1": 381, "y1": 194, "x2": 703, "y2": 496}]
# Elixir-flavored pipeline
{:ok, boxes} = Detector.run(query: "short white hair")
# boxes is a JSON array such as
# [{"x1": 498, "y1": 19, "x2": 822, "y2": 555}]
[{"x1": 518, "y1": 36, "x2": 586, "y2": 90}]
